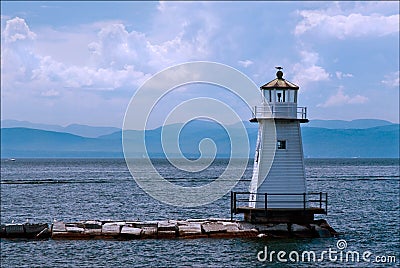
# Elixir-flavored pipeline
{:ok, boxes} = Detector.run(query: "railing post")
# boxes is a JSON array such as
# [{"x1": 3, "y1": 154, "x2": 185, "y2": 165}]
[
  {"x1": 230, "y1": 191, "x2": 233, "y2": 221},
  {"x1": 233, "y1": 192, "x2": 237, "y2": 215},
  {"x1": 319, "y1": 192, "x2": 322, "y2": 209},
  {"x1": 325, "y1": 193, "x2": 328, "y2": 215},
  {"x1": 303, "y1": 193, "x2": 306, "y2": 211},
  {"x1": 264, "y1": 193, "x2": 268, "y2": 217}
]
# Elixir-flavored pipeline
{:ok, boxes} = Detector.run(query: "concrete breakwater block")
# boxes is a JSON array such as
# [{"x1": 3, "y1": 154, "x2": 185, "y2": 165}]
[
  {"x1": 81, "y1": 220, "x2": 102, "y2": 235},
  {"x1": 208, "y1": 229, "x2": 259, "y2": 238},
  {"x1": 51, "y1": 222, "x2": 68, "y2": 239},
  {"x1": 5, "y1": 224, "x2": 25, "y2": 236},
  {"x1": 65, "y1": 223, "x2": 85, "y2": 233},
  {"x1": 101, "y1": 222, "x2": 124, "y2": 236},
  {"x1": 131, "y1": 222, "x2": 158, "y2": 238},
  {"x1": 24, "y1": 223, "x2": 49, "y2": 238},
  {"x1": 83, "y1": 229, "x2": 102, "y2": 235},
  {"x1": 120, "y1": 226, "x2": 142, "y2": 237},
  {"x1": 52, "y1": 222, "x2": 66, "y2": 232},
  {"x1": 158, "y1": 221, "x2": 178, "y2": 238},
  {"x1": 141, "y1": 227, "x2": 158, "y2": 238},
  {"x1": 53, "y1": 221, "x2": 116, "y2": 239},
  {"x1": 0, "y1": 223, "x2": 49, "y2": 239},
  {"x1": 157, "y1": 230, "x2": 176, "y2": 238},
  {"x1": 158, "y1": 222, "x2": 178, "y2": 232},
  {"x1": 221, "y1": 222, "x2": 241, "y2": 232},
  {"x1": 178, "y1": 222, "x2": 203, "y2": 237},
  {"x1": 53, "y1": 222, "x2": 90, "y2": 239},
  {"x1": 201, "y1": 222, "x2": 227, "y2": 234}
]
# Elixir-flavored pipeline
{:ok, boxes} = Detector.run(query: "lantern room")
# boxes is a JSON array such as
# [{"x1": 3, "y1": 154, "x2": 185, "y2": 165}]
[
  {"x1": 261, "y1": 67, "x2": 299, "y2": 104},
  {"x1": 251, "y1": 67, "x2": 308, "y2": 123}
]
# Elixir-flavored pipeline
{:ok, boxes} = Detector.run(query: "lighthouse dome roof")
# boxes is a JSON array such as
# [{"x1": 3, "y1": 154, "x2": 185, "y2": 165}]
[{"x1": 261, "y1": 70, "x2": 299, "y2": 90}]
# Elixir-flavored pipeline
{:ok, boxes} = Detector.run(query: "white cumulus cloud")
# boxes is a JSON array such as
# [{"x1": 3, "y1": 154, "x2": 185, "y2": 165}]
[
  {"x1": 1, "y1": 19, "x2": 42, "y2": 84},
  {"x1": 292, "y1": 50, "x2": 330, "y2": 87},
  {"x1": 295, "y1": 10, "x2": 399, "y2": 39},
  {"x1": 2, "y1": 15, "x2": 217, "y2": 94},
  {"x1": 3, "y1": 16, "x2": 36, "y2": 43},
  {"x1": 381, "y1": 71, "x2": 400, "y2": 88},
  {"x1": 1, "y1": 3, "x2": 222, "y2": 93}
]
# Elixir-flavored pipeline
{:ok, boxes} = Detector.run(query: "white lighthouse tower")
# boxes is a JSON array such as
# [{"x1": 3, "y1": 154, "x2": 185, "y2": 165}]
[
  {"x1": 231, "y1": 67, "x2": 326, "y2": 223},
  {"x1": 249, "y1": 67, "x2": 307, "y2": 208}
]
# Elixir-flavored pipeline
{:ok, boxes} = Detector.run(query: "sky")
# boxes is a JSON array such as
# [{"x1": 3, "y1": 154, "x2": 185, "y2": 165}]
[{"x1": 1, "y1": 1, "x2": 399, "y2": 128}]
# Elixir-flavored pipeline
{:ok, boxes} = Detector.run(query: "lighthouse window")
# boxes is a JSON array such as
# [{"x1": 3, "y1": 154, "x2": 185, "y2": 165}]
[
  {"x1": 276, "y1": 90, "x2": 283, "y2": 102},
  {"x1": 277, "y1": 140, "x2": 286, "y2": 149},
  {"x1": 288, "y1": 90, "x2": 294, "y2": 102},
  {"x1": 276, "y1": 90, "x2": 287, "y2": 102}
]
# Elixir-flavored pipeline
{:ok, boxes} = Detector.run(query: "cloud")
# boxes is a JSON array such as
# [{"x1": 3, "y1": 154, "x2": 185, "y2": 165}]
[
  {"x1": 0, "y1": 2, "x2": 227, "y2": 129},
  {"x1": 238, "y1": 60, "x2": 253, "y2": 68},
  {"x1": 292, "y1": 50, "x2": 330, "y2": 87},
  {"x1": 3, "y1": 16, "x2": 36, "y2": 43},
  {"x1": 150, "y1": 2, "x2": 218, "y2": 65},
  {"x1": 1, "y1": 3, "x2": 220, "y2": 90},
  {"x1": 2, "y1": 15, "x2": 217, "y2": 94},
  {"x1": 381, "y1": 71, "x2": 400, "y2": 88},
  {"x1": 295, "y1": 10, "x2": 399, "y2": 39},
  {"x1": 88, "y1": 23, "x2": 147, "y2": 69},
  {"x1": 1, "y1": 17, "x2": 41, "y2": 82},
  {"x1": 335, "y1": 71, "x2": 353, "y2": 80},
  {"x1": 317, "y1": 87, "x2": 368, "y2": 107},
  {"x1": 1, "y1": 8, "x2": 223, "y2": 128},
  {"x1": 2, "y1": 2, "x2": 398, "y2": 125},
  {"x1": 31, "y1": 56, "x2": 150, "y2": 90}
]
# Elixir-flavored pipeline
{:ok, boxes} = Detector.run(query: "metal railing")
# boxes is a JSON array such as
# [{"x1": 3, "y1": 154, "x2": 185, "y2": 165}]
[
  {"x1": 230, "y1": 191, "x2": 327, "y2": 220},
  {"x1": 253, "y1": 104, "x2": 307, "y2": 120}
]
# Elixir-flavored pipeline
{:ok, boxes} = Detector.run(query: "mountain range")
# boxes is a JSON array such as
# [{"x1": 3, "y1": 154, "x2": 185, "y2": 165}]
[
  {"x1": 1, "y1": 119, "x2": 399, "y2": 158},
  {"x1": 1, "y1": 119, "x2": 120, "y2": 138}
]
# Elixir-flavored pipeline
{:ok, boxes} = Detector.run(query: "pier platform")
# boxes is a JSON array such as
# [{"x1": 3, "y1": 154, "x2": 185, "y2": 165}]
[{"x1": 237, "y1": 207, "x2": 326, "y2": 224}]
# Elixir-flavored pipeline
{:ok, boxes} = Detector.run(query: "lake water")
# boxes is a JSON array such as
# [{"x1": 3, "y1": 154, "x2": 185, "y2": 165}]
[{"x1": 1, "y1": 158, "x2": 399, "y2": 267}]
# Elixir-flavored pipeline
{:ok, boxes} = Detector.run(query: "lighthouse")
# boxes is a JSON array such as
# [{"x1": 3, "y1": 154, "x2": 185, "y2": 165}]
[{"x1": 231, "y1": 67, "x2": 326, "y2": 223}]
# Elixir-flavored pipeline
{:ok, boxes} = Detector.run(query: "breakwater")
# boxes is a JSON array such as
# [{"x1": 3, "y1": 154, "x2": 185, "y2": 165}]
[{"x1": 1, "y1": 218, "x2": 337, "y2": 240}]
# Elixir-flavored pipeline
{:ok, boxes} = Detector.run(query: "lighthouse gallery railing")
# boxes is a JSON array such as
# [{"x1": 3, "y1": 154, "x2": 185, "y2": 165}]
[
  {"x1": 230, "y1": 192, "x2": 327, "y2": 221},
  {"x1": 253, "y1": 104, "x2": 307, "y2": 120}
]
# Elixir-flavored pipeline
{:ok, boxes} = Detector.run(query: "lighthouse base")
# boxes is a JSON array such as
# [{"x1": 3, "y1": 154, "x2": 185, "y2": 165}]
[{"x1": 237, "y1": 207, "x2": 326, "y2": 224}]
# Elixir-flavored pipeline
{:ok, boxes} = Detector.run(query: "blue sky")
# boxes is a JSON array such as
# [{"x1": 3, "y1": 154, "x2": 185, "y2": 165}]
[{"x1": 1, "y1": 1, "x2": 399, "y2": 128}]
